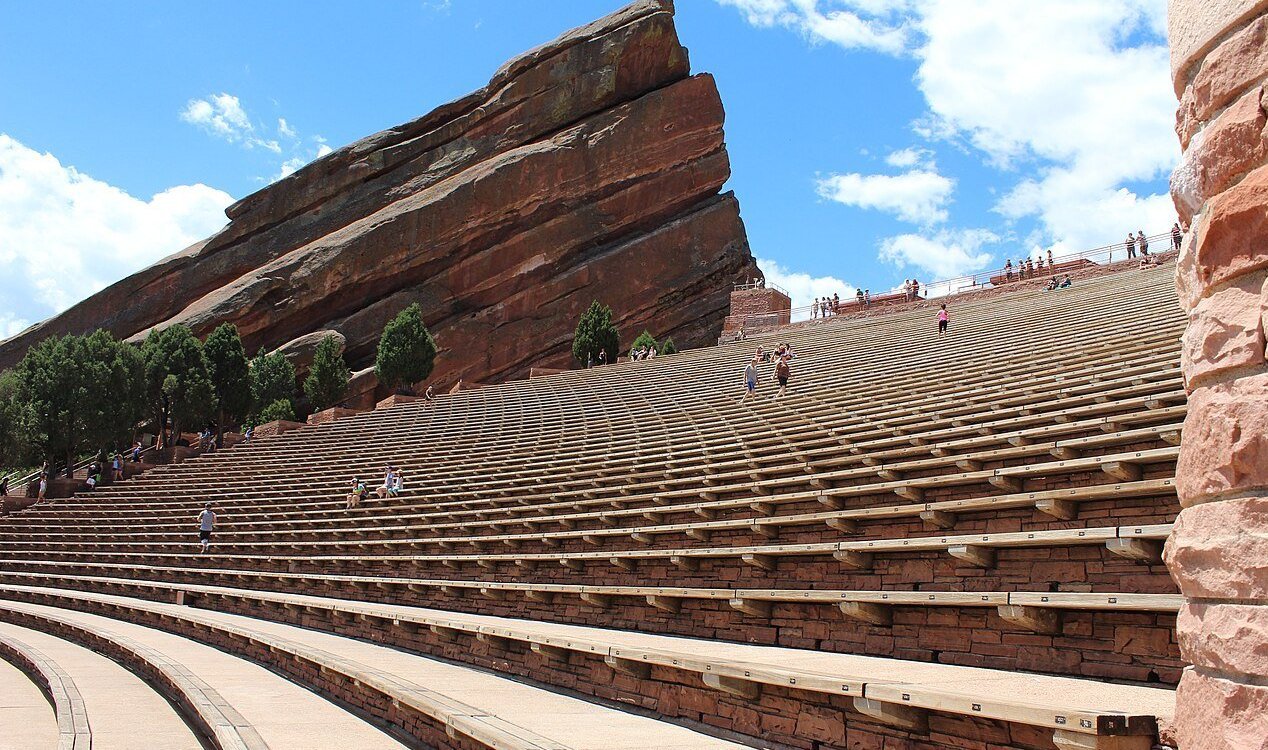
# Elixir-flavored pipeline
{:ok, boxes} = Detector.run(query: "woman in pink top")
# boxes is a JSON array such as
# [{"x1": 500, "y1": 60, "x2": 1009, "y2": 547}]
[{"x1": 937, "y1": 304, "x2": 949, "y2": 336}]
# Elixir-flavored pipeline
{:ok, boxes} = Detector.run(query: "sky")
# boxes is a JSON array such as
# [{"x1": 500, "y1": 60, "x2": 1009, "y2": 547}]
[{"x1": 0, "y1": 0, "x2": 1179, "y2": 334}]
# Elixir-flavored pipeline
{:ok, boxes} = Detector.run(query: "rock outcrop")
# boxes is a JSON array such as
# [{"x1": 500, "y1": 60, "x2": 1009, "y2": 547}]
[
  {"x1": 1166, "y1": 1, "x2": 1268, "y2": 748},
  {"x1": 0, "y1": 0, "x2": 758, "y2": 392}
]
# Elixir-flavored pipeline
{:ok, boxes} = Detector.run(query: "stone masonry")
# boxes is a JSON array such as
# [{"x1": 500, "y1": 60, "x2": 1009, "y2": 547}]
[{"x1": 1166, "y1": 2, "x2": 1268, "y2": 748}]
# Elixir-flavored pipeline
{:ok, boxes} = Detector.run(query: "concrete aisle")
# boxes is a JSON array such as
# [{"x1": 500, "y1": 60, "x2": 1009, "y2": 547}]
[
  {"x1": 0, "y1": 608, "x2": 408, "y2": 750},
  {"x1": 0, "y1": 621, "x2": 201, "y2": 750},
  {"x1": 0, "y1": 645, "x2": 57, "y2": 750}
]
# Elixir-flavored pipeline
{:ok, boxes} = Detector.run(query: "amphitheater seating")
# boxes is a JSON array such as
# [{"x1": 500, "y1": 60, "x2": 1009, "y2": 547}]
[{"x1": 0, "y1": 265, "x2": 1185, "y2": 749}]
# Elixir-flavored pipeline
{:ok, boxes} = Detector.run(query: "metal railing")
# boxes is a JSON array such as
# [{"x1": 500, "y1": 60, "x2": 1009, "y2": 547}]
[{"x1": 776, "y1": 229, "x2": 1178, "y2": 323}]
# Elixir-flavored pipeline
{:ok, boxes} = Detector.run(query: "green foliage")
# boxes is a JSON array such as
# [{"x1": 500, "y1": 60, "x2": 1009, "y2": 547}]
[
  {"x1": 303, "y1": 335, "x2": 351, "y2": 410},
  {"x1": 0, "y1": 370, "x2": 33, "y2": 471},
  {"x1": 659, "y1": 337, "x2": 678, "y2": 355},
  {"x1": 255, "y1": 398, "x2": 296, "y2": 424},
  {"x1": 15, "y1": 330, "x2": 145, "y2": 474},
  {"x1": 572, "y1": 301, "x2": 620, "y2": 365},
  {"x1": 375, "y1": 304, "x2": 437, "y2": 393},
  {"x1": 203, "y1": 323, "x2": 251, "y2": 429},
  {"x1": 140, "y1": 325, "x2": 214, "y2": 444},
  {"x1": 630, "y1": 330, "x2": 658, "y2": 354},
  {"x1": 249, "y1": 349, "x2": 296, "y2": 420}
]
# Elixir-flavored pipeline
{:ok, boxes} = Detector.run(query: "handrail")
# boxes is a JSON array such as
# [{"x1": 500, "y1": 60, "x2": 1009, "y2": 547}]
[
  {"x1": 772, "y1": 229, "x2": 1179, "y2": 322},
  {"x1": 2, "y1": 443, "x2": 161, "y2": 493},
  {"x1": 734, "y1": 279, "x2": 790, "y2": 296}
]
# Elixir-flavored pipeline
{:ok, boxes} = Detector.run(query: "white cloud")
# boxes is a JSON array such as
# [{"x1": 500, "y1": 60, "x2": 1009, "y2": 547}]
[
  {"x1": 817, "y1": 168, "x2": 954, "y2": 224},
  {"x1": 316, "y1": 143, "x2": 333, "y2": 159},
  {"x1": 878, "y1": 227, "x2": 998, "y2": 279},
  {"x1": 0, "y1": 134, "x2": 233, "y2": 324},
  {"x1": 757, "y1": 256, "x2": 855, "y2": 320},
  {"x1": 180, "y1": 93, "x2": 253, "y2": 142},
  {"x1": 272, "y1": 157, "x2": 306, "y2": 182},
  {"x1": 717, "y1": 0, "x2": 912, "y2": 54},
  {"x1": 277, "y1": 117, "x2": 296, "y2": 139},
  {"x1": 724, "y1": 0, "x2": 1179, "y2": 264},
  {"x1": 885, "y1": 147, "x2": 933, "y2": 169}
]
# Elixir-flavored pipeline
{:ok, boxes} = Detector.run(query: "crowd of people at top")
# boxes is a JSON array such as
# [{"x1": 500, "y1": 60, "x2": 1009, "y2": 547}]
[{"x1": 811, "y1": 279, "x2": 929, "y2": 320}]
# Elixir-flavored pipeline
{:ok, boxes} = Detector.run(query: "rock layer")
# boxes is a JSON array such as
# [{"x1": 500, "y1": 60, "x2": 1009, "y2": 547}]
[
  {"x1": 0, "y1": 0, "x2": 758, "y2": 391},
  {"x1": 1167, "y1": 2, "x2": 1268, "y2": 748}
]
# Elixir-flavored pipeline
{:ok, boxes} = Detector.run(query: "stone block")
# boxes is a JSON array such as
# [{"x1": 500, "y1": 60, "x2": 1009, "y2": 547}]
[
  {"x1": 1172, "y1": 85, "x2": 1268, "y2": 220},
  {"x1": 1174, "y1": 669, "x2": 1268, "y2": 750},
  {"x1": 1175, "y1": 377, "x2": 1268, "y2": 504},
  {"x1": 1176, "y1": 602, "x2": 1268, "y2": 677},
  {"x1": 1165, "y1": 496, "x2": 1268, "y2": 598},
  {"x1": 1179, "y1": 11, "x2": 1268, "y2": 126},
  {"x1": 1168, "y1": 0, "x2": 1268, "y2": 90},
  {"x1": 1176, "y1": 163, "x2": 1268, "y2": 309},
  {"x1": 1180, "y1": 271, "x2": 1266, "y2": 386}
]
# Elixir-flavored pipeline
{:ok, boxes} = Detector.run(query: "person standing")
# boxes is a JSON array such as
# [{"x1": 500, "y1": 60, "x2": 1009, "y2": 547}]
[
  {"x1": 1004, "y1": 259, "x2": 1013, "y2": 281},
  {"x1": 863, "y1": 289, "x2": 871, "y2": 308},
  {"x1": 741, "y1": 357, "x2": 760, "y2": 405},
  {"x1": 197, "y1": 503, "x2": 215, "y2": 554},
  {"x1": 937, "y1": 304, "x2": 949, "y2": 336},
  {"x1": 1137, "y1": 230, "x2": 1149, "y2": 256},
  {"x1": 855, "y1": 288, "x2": 864, "y2": 308},
  {"x1": 1047, "y1": 249, "x2": 1054, "y2": 270},
  {"x1": 1126, "y1": 233, "x2": 1137, "y2": 259},
  {"x1": 774, "y1": 354, "x2": 791, "y2": 399},
  {"x1": 1172, "y1": 222, "x2": 1183, "y2": 251},
  {"x1": 598, "y1": 349, "x2": 607, "y2": 366}
]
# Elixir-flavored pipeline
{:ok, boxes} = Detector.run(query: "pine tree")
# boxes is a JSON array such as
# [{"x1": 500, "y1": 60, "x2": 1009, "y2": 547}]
[
  {"x1": 304, "y1": 334, "x2": 351, "y2": 410},
  {"x1": 248, "y1": 349, "x2": 296, "y2": 422},
  {"x1": 375, "y1": 304, "x2": 437, "y2": 394},
  {"x1": 572, "y1": 301, "x2": 620, "y2": 365},
  {"x1": 203, "y1": 323, "x2": 251, "y2": 442}
]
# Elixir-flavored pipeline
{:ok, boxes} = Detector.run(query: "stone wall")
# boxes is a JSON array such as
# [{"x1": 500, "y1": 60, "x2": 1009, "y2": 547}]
[
  {"x1": 721, "y1": 287, "x2": 792, "y2": 335},
  {"x1": 1166, "y1": 2, "x2": 1268, "y2": 748}
]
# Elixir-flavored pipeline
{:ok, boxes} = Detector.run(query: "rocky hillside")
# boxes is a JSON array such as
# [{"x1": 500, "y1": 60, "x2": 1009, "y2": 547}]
[{"x1": 0, "y1": 0, "x2": 758, "y2": 394}]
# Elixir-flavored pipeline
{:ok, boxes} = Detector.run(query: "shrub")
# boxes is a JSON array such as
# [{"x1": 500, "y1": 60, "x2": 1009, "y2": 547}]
[
  {"x1": 660, "y1": 337, "x2": 678, "y2": 355},
  {"x1": 304, "y1": 335, "x2": 351, "y2": 410},
  {"x1": 630, "y1": 330, "x2": 658, "y2": 354},
  {"x1": 375, "y1": 304, "x2": 437, "y2": 394},
  {"x1": 255, "y1": 398, "x2": 296, "y2": 424}
]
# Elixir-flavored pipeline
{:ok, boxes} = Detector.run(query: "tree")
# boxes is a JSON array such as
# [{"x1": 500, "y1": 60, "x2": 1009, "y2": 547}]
[
  {"x1": 255, "y1": 398, "x2": 296, "y2": 424},
  {"x1": 572, "y1": 301, "x2": 620, "y2": 366},
  {"x1": 140, "y1": 325, "x2": 214, "y2": 449},
  {"x1": 203, "y1": 323, "x2": 251, "y2": 443},
  {"x1": 375, "y1": 304, "x2": 437, "y2": 394},
  {"x1": 304, "y1": 334, "x2": 350, "y2": 410},
  {"x1": 15, "y1": 330, "x2": 144, "y2": 476},
  {"x1": 0, "y1": 370, "x2": 33, "y2": 472},
  {"x1": 630, "y1": 330, "x2": 658, "y2": 354},
  {"x1": 660, "y1": 337, "x2": 678, "y2": 355},
  {"x1": 249, "y1": 349, "x2": 296, "y2": 421}
]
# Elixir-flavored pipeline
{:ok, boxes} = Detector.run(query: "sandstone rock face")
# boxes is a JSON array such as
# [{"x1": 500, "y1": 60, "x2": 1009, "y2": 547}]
[
  {"x1": 0, "y1": 0, "x2": 758, "y2": 393},
  {"x1": 1168, "y1": 1, "x2": 1268, "y2": 744}
]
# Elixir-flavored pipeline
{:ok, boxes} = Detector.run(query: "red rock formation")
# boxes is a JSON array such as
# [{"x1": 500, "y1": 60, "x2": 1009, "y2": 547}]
[
  {"x1": 0, "y1": 0, "x2": 758, "y2": 393},
  {"x1": 1166, "y1": 2, "x2": 1268, "y2": 748}
]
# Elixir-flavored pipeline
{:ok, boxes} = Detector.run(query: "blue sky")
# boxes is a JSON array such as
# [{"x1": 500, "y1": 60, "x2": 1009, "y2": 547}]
[{"x1": 0, "y1": 0, "x2": 1178, "y2": 333}]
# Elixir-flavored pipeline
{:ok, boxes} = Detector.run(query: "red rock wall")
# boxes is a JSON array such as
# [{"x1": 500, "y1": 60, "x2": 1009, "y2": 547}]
[
  {"x1": 0, "y1": 0, "x2": 759, "y2": 392},
  {"x1": 1166, "y1": 2, "x2": 1268, "y2": 748}
]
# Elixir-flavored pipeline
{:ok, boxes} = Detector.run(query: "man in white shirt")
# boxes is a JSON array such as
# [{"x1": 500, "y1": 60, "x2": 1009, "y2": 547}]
[{"x1": 197, "y1": 503, "x2": 215, "y2": 554}]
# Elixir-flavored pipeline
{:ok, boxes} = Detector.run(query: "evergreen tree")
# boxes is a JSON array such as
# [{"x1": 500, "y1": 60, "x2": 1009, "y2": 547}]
[
  {"x1": 303, "y1": 334, "x2": 351, "y2": 410},
  {"x1": 375, "y1": 304, "x2": 437, "y2": 394},
  {"x1": 0, "y1": 370, "x2": 32, "y2": 472},
  {"x1": 572, "y1": 301, "x2": 620, "y2": 365},
  {"x1": 16, "y1": 330, "x2": 145, "y2": 476},
  {"x1": 140, "y1": 325, "x2": 214, "y2": 449},
  {"x1": 203, "y1": 323, "x2": 251, "y2": 443},
  {"x1": 630, "y1": 330, "x2": 658, "y2": 354},
  {"x1": 660, "y1": 337, "x2": 678, "y2": 355},
  {"x1": 249, "y1": 349, "x2": 296, "y2": 421}
]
